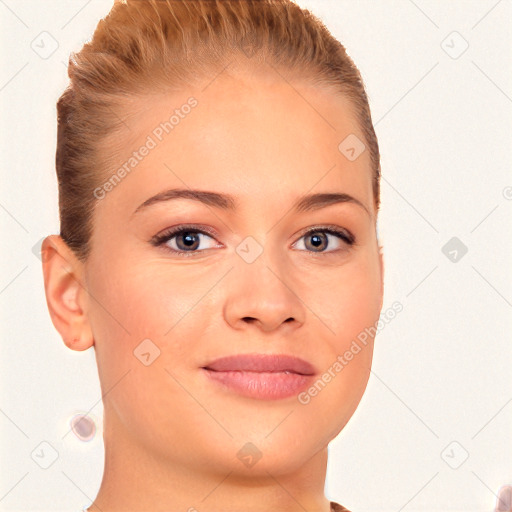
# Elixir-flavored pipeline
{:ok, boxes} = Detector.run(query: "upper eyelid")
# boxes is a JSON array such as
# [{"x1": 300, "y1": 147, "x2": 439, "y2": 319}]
[{"x1": 151, "y1": 224, "x2": 216, "y2": 244}]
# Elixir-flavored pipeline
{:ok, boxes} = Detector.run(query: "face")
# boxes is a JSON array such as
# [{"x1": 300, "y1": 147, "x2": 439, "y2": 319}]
[{"x1": 45, "y1": 62, "x2": 383, "y2": 478}]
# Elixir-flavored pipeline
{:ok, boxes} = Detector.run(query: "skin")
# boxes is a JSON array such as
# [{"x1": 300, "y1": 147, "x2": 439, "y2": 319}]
[{"x1": 42, "y1": 58, "x2": 385, "y2": 512}]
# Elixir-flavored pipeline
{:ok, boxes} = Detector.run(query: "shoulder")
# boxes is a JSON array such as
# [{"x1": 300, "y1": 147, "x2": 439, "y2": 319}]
[{"x1": 330, "y1": 500, "x2": 352, "y2": 512}]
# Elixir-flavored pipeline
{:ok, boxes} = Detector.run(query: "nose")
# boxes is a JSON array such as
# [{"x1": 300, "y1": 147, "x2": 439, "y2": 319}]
[{"x1": 223, "y1": 258, "x2": 306, "y2": 333}]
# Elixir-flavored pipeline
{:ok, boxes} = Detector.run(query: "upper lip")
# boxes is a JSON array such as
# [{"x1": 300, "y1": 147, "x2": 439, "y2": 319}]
[{"x1": 202, "y1": 353, "x2": 317, "y2": 376}]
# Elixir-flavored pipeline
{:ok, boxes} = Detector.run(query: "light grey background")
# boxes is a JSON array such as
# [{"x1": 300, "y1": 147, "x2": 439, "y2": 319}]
[{"x1": 1, "y1": 1, "x2": 511, "y2": 511}]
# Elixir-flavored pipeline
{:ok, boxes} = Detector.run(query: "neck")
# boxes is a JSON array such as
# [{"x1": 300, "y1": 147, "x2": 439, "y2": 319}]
[{"x1": 87, "y1": 406, "x2": 332, "y2": 512}]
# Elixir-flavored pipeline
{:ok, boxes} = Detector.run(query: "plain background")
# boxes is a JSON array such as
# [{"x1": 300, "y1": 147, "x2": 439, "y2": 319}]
[{"x1": 0, "y1": 0, "x2": 511, "y2": 511}]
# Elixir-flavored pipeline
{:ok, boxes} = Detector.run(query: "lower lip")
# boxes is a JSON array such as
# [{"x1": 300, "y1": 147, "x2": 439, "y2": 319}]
[{"x1": 201, "y1": 368, "x2": 314, "y2": 400}]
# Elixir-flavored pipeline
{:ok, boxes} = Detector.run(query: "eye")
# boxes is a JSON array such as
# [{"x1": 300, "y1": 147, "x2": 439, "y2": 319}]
[
  {"x1": 151, "y1": 225, "x2": 221, "y2": 257},
  {"x1": 150, "y1": 224, "x2": 356, "y2": 257},
  {"x1": 292, "y1": 226, "x2": 355, "y2": 254}
]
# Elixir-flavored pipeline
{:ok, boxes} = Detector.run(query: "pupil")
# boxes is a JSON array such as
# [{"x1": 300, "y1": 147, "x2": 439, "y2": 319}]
[
  {"x1": 309, "y1": 232, "x2": 326, "y2": 250},
  {"x1": 182, "y1": 232, "x2": 198, "y2": 248}
]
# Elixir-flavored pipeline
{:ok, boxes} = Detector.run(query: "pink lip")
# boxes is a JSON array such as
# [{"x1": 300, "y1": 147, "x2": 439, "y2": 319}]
[{"x1": 201, "y1": 353, "x2": 317, "y2": 400}]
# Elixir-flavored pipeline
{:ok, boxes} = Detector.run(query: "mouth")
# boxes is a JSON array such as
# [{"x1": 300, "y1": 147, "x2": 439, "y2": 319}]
[
  {"x1": 201, "y1": 353, "x2": 316, "y2": 375},
  {"x1": 200, "y1": 353, "x2": 317, "y2": 400}
]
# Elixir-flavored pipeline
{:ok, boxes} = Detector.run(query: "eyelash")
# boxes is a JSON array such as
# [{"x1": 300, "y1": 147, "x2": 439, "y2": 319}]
[{"x1": 150, "y1": 224, "x2": 356, "y2": 258}]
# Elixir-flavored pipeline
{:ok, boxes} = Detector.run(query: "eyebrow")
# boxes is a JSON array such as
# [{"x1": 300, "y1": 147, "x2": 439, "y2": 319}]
[{"x1": 132, "y1": 188, "x2": 370, "y2": 217}]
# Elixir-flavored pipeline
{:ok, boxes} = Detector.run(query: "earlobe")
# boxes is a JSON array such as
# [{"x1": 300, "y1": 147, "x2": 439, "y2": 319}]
[{"x1": 41, "y1": 235, "x2": 94, "y2": 351}]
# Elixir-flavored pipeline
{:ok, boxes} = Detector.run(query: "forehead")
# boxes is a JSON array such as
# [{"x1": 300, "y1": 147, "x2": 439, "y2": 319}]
[{"x1": 97, "y1": 67, "x2": 373, "y2": 218}]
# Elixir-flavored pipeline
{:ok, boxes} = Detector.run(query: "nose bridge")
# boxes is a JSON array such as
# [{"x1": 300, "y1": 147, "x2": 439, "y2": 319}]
[
  {"x1": 223, "y1": 237, "x2": 305, "y2": 331},
  {"x1": 238, "y1": 238, "x2": 283, "y2": 297},
  {"x1": 237, "y1": 231, "x2": 290, "y2": 292}
]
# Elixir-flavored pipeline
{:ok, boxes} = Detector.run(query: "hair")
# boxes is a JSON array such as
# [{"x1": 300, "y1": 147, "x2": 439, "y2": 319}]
[{"x1": 56, "y1": 0, "x2": 381, "y2": 262}]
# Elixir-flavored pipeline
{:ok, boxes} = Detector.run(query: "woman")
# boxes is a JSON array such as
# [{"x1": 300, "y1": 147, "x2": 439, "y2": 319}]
[{"x1": 41, "y1": 0, "x2": 508, "y2": 510}]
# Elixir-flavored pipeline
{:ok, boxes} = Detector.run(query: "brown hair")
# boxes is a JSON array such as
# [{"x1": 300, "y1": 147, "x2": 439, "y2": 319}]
[{"x1": 56, "y1": 0, "x2": 381, "y2": 262}]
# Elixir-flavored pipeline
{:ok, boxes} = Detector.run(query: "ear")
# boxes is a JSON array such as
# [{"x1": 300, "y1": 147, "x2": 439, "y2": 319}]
[{"x1": 41, "y1": 235, "x2": 94, "y2": 352}]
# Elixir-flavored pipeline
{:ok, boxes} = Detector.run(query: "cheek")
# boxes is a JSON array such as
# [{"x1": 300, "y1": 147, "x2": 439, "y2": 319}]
[
  {"x1": 293, "y1": 264, "x2": 379, "y2": 443},
  {"x1": 86, "y1": 258, "x2": 204, "y2": 348},
  {"x1": 307, "y1": 255, "x2": 382, "y2": 349},
  {"x1": 83, "y1": 259, "x2": 206, "y2": 447},
  {"x1": 84, "y1": 255, "x2": 215, "y2": 406}
]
